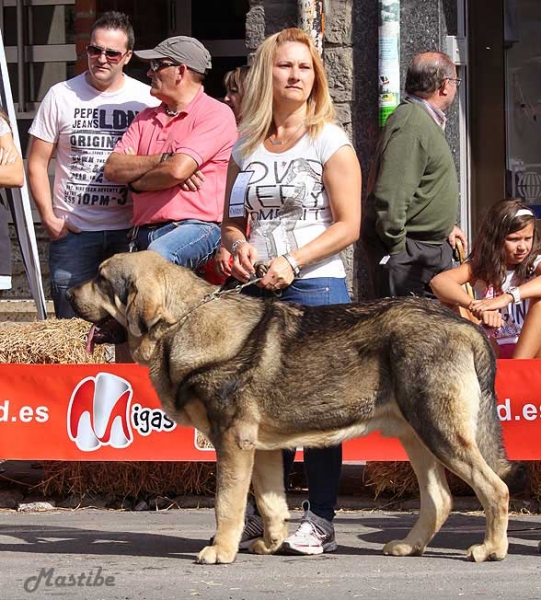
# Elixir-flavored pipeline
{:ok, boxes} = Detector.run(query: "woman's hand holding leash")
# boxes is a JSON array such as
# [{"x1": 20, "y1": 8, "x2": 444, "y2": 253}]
[
  {"x1": 260, "y1": 255, "x2": 296, "y2": 290},
  {"x1": 231, "y1": 241, "x2": 258, "y2": 282},
  {"x1": 230, "y1": 245, "x2": 297, "y2": 290}
]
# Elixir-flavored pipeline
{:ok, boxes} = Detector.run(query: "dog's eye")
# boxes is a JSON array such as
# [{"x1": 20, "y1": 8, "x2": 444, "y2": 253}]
[{"x1": 95, "y1": 272, "x2": 113, "y2": 295}]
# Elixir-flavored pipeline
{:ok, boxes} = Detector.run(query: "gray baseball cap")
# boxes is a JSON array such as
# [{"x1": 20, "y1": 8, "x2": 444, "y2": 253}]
[{"x1": 135, "y1": 36, "x2": 212, "y2": 74}]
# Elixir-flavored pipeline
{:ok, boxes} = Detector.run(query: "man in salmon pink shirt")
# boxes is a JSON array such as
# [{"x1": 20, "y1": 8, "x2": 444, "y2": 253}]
[{"x1": 104, "y1": 35, "x2": 237, "y2": 268}]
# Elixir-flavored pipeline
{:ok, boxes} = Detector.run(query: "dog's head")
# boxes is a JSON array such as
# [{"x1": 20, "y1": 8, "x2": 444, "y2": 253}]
[{"x1": 67, "y1": 251, "x2": 182, "y2": 364}]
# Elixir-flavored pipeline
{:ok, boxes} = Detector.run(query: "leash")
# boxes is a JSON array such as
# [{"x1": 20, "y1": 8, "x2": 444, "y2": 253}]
[{"x1": 177, "y1": 262, "x2": 269, "y2": 324}]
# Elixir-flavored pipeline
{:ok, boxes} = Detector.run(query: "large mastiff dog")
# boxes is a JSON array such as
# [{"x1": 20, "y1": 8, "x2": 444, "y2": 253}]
[{"x1": 67, "y1": 250, "x2": 522, "y2": 564}]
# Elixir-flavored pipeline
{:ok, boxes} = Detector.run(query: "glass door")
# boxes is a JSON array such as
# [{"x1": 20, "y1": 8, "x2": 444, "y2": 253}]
[{"x1": 504, "y1": 0, "x2": 541, "y2": 213}]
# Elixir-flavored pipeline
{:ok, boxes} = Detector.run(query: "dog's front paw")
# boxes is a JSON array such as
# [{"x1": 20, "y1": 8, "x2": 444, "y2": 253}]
[
  {"x1": 196, "y1": 544, "x2": 237, "y2": 564},
  {"x1": 466, "y1": 542, "x2": 507, "y2": 562},
  {"x1": 249, "y1": 521, "x2": 288, "y2": 555},
  {"x1": 383, "y1": 540, "x2": 424, "y2": 557}
]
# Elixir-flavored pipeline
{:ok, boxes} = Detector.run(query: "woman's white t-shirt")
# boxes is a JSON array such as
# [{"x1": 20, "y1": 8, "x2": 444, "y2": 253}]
[{"x1": 231, "y1": 123, "x2": 353, "y2": 279}]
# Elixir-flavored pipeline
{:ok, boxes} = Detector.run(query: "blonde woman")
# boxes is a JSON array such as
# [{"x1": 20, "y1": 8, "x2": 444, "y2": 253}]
[{"x1": 221, "y1": 28, "x2": 362, "y2": 555}]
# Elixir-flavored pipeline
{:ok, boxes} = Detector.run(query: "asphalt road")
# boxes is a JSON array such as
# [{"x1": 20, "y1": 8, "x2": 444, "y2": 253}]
[{"x1": 0, "y1": 508, "x2": 540, "y2": 600}]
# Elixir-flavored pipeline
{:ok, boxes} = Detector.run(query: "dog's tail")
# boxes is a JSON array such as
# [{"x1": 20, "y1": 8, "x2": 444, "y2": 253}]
[{"x1": 472, "y1": 329, "x2": 529, "y2": 495}]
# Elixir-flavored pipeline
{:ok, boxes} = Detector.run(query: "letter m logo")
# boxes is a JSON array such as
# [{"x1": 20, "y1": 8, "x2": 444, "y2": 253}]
[{"x1": 67, "y1": 372, "x2": 134, "y2": 452}]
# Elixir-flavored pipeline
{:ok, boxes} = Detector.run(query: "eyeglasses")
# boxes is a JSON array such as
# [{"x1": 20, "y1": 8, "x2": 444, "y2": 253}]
[
  {"x1": 86, "y1": 45, "x2": 128, "y2": 63},
  {"x1": 446, "y1": 77, "x2": 462, "y2": 87},
  {"x1": 149, "y1": 59, "x2": 180, "y2": 72}
]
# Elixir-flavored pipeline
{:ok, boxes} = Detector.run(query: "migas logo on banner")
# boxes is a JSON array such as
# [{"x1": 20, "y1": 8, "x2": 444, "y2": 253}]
[{"x1": 67, "y1": 372, "x2": 176, "y2": 452}]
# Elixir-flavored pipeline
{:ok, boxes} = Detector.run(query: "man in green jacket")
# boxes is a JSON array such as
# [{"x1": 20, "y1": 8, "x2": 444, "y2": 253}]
[{"x1": 362, "y1": 51, "x2": 467, "y2": 298}]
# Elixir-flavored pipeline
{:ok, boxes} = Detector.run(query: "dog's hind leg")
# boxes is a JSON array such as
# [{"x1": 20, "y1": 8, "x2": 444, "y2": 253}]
[
  {"x1": 439, "y1": 446, "x2": 509, "y2": 562},
  {"x1": 383, "y1": 432, "x2": 452, "y2": 557},
  {"x1": 249, "y1": 450, "x2": 289, "y2": 555},
  {"x1": 400, "y1": 391, "x2": 509, "y2": 561},
  {"x1": 196, "y1": 436, "x2": 255, "y2": 565}
]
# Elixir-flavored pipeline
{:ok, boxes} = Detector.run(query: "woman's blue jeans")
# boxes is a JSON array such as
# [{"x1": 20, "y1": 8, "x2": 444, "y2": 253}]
[
  {"x1": 134, "y1": 219, "x2": 220, "y2": 270},
  {"x1": 243, "y1": 277, "x2": 350, "y2": 522}
]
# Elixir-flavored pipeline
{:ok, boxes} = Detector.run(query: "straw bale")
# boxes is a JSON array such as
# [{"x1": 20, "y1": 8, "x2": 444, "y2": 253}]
[
  {"x1": 363, "y1": 462, "x2": 418, "y2": 499},
  {"x1": 38, "y1": 461, "x2": 216, "y2": 499},
  {"x1": 364, "y1": 462, "x2": 472, "y2": 500},
  {"x1": 364, "y1": 460, "x2": 541, "y2": 500},
  {"x1": 0, "y1": 318, "x2": 110, "y2": 364}
]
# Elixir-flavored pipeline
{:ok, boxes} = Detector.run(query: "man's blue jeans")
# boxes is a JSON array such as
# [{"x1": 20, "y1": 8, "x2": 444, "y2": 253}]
[
  {"x1": 49, "y1": 229, "x2": 130, "y2": 318},
  {"x1": 133, "y1": 219, "x2": 221, "y2": 269},
  {"x1": 243, "y1": 276, "x2": 350, "y2": 522}
]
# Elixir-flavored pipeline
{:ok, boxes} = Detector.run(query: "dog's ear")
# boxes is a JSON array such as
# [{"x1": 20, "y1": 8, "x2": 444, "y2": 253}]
[{"x1": 125, "y1": 280, "x2": 173, "y2": 338}]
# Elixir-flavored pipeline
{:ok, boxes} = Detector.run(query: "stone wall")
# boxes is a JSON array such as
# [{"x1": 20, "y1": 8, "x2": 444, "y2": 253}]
[{"x1": 247, "y1": 0, "x2": 357, "y2": 144}]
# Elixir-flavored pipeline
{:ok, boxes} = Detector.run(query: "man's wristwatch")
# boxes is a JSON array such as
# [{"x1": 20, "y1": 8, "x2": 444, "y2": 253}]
[
  {"x1": 507, "y1": 286, "x2": 521, "y2": 304},
  {"x1": 160, "y1": 152, "x2": 174, "y2": 163}
]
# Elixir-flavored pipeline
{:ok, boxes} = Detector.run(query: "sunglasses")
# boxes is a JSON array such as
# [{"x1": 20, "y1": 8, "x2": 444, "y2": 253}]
[
  {"x1": 149, "y1": 59, "x2": 180, "y2": 72},
  {"x1": 86, "y1": 45, "x2": 128, "y2": 63}
]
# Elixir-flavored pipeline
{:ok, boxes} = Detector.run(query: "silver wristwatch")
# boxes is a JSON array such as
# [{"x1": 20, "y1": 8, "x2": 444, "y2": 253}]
[
  {"x1": 507, "y1": 286, "x2": 521, "y2": 304},
  {"x1": 282, "y1": 253, "x2": 301, "y2": 277}
]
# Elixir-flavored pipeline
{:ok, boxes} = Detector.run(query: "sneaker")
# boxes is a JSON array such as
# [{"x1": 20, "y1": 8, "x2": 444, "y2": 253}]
[
  {"x1": 281, "y1": 501, "x2": 337, "y2": 555},
  {"x1": 239, "y1": 514, "x2": 264, "y2": 550}
]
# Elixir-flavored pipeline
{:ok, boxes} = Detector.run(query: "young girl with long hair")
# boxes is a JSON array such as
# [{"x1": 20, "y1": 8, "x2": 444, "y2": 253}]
[{"x1": 430, "y1": 198, "x2": 541, "y2": 358}]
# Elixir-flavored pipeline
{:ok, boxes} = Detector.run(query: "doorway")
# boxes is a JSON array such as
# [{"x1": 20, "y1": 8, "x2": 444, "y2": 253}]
[
  {"x1": 117, "y1": 0, "x2": 249, "y2": 99},
  {"x1": 468, "y1": 0, "x2": 541, "y2": 231}
]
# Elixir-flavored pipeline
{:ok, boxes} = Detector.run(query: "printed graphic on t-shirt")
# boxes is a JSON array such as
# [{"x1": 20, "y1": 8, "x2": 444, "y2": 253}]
[
  {"x1": 493, "y1": 302, "x2": 526, "y2": 343},
  {"x1": 64, "y1": 107, "x2": 139, "y2": 209},
  {"x1": 245, "y1": 157, "x2": 329, "y2": 257}
]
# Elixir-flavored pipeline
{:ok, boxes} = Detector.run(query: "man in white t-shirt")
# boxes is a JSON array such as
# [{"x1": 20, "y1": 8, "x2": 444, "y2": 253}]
[{"x1": 28, "y1": 11, "x2": 159, "y2": 318}]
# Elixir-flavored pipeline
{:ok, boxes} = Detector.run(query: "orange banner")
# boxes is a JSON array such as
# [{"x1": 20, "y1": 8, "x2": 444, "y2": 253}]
[{"x1": 0, "y1": 360, "x2": 539, "y2": 462}]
